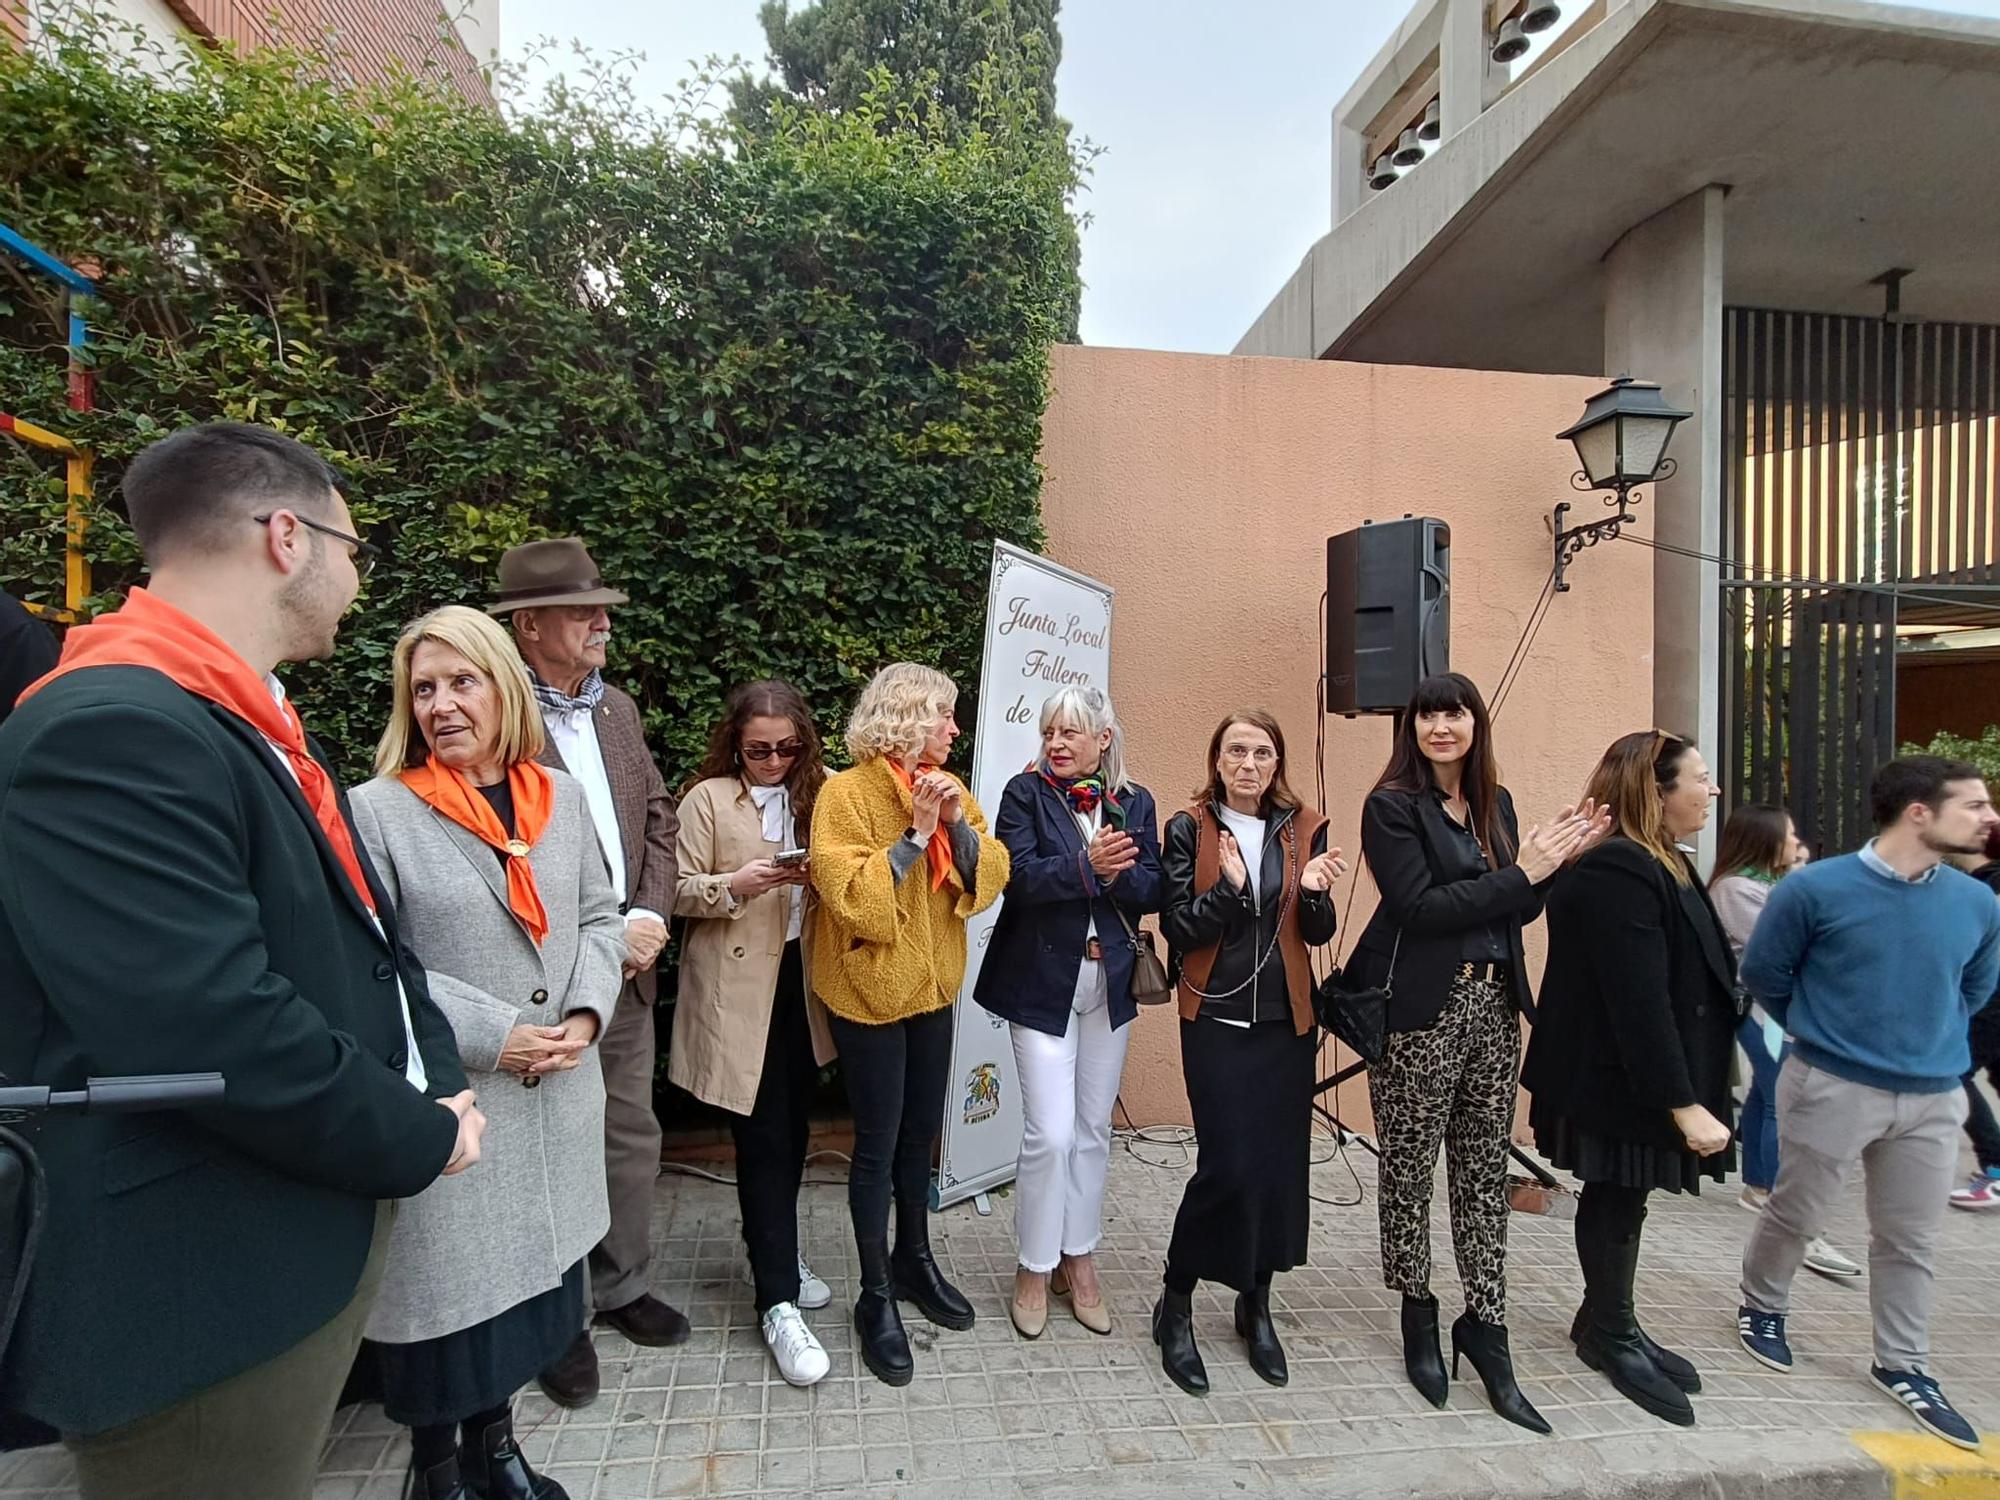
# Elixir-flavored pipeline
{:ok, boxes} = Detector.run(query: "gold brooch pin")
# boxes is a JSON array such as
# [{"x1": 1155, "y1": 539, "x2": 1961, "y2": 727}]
[{"x1": 505, "y1": 839, "x2": 531, "y2": 858}]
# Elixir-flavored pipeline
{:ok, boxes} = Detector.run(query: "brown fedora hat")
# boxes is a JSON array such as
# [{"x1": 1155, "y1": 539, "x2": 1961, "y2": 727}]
[{"x1": 489, "y1": 538, "x2": 629, "y2": 614}]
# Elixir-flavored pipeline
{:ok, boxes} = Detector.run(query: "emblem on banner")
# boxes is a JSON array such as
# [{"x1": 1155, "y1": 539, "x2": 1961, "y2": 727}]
[{"x1": 963, "y1": 1062, "x2": 1002, "y2": 1125}]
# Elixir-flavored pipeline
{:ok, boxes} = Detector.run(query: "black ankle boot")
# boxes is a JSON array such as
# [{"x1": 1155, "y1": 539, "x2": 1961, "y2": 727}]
[
  {"x1": 1450, "y1": 1313, "x2": 1552, "y2": 1434},
  {"x1": 1577, "y1": 1320, "x2": 1695, "y2": 1427},
  {"x1": 404, "y1": 1453, "x2": 470, "y2": 1500},
  {"x1": 891, "y1": 1238, "x2": 976, "y2": 1331},
  {"x1": 1569, "y1": 1299, "x2": 1701, "y2": 1393},
  {"x1": 1400, "y1": 1294, "x2": 1449, "y2": 1408},
  {"x1": 855, "y1": 1235, "x2": 915, "y2": 1386},
  {"x1": 1233, "y1": 1286, "x2": 1288, "y2": 1387},
  {"x1": 1151, "y1": 1284, "x2": 1208, "y2": 1396},
  {"x1": 459, "y1": 1409, "x2": 567, "y2": 1500}
]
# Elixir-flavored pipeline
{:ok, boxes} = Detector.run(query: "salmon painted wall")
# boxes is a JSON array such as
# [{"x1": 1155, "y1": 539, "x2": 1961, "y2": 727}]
[{"x1": 1035, "y1": 345, "x2": 1657, "y2": 1129}]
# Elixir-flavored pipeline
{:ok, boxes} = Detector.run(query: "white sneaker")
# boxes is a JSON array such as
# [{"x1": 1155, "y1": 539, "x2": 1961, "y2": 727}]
[
  {"x1": 1803, "y1": 1236, "x2": 1864, "y2": 1279},
  {"x1": 742, "y1": 1253, "x2": 833, "y2": 1310},
  {"x1": 761, "y1": 1302, "x2": 829, "y2": 1387},
  {"x1": 796, "y1": 1253, "x2": 832, "y2": 1310},
  {"x1": 1738, "y1": 1185, "x2": 1771, "y2": 1213}
]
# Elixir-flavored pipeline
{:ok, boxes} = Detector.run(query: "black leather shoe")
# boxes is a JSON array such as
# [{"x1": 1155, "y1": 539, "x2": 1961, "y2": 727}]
[
  {"x1": 891, "y1": 1242, "x2": 976, "y2": 1331},
  {"x1": 1451, "y1": 1313, "x2": 1552, "y2": 1434},
  {"x1": 855, "y1": 1235, "x2": 914, "y2": 1386},
  {"x1": 404, "y1": 1453, "x2": 470, "y2": 1500},
  {"x1": 534, "y1": 1331, "x2": 598, "y2": 1409},
  {"x1": 460, "y1": 1410, "x2": 569, "y2": 1500},
  {"x1": 1400, "y1": 1294, "x2": 1449, "y2": 1408},
  {"x1": 1234, "y1": 1287, "x2": 1288, "y2": 1387},
  {"x1": 1569, "y1": 1300, "x2": 1701, "y2": 1393},
  {"x1": 596, "y1": 1293, "x2": 691, "y2": 1348},
  {"x1": 1577, "y1": 1325, "x2": 1695, "y2": 1427},
  {"x1": 1151, "y1": 1286, "x2": 1208, "y2": 1397}
]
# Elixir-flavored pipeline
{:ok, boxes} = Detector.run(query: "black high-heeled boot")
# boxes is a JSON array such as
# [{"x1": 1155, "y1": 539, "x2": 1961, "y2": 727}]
[
  {"x1": 1569, "y1": 1298, "x2": 1701, "y2": 1393},
  {"x1": 1233, "y1": 1285, "x2": 1288, "y2": 1387},
  {"x1": 856, "y1": 1234, "x2": 915, "y2": 1386},
  {"x1": 1151, "y1": 1283, "x2": 1209, "y2": 1397},
  {"x1": 459, "y1": 1408, "x2": 567, "y2": 1500},
  {"x1": 1400, "y1": 1293, "x2": 1449, "y2": 1408},
  {"x1": 1450, "y1": 1313, "x2": 1552, "y2": 1434},
  {"x1": 891, "y1": 1236, "x2": 976, "y2": 1331}
]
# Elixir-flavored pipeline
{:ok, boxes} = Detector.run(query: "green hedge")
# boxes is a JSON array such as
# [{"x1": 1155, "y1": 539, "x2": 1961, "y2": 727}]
[
  {"x1": 0, "y1": 17, "x2": 1077, "y2": 784},
  {"x1": 1900, "y1": 727, "x2": 2000, "y2": 785}
]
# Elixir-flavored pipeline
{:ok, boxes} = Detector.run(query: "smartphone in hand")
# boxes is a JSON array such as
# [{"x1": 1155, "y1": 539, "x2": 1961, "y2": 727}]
[{"x1": 772, "y1": 848, "x2": 810, "y2": 868}]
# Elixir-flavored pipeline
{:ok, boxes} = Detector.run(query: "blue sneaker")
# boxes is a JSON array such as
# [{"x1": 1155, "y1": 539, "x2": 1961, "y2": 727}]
[
  {"x1": 1872, "y1": 1365, "x2": 1982, "y2": 1450},
  {"x1": 1737, "y1": 1306, "x2": 1793, "y2": 1371}
]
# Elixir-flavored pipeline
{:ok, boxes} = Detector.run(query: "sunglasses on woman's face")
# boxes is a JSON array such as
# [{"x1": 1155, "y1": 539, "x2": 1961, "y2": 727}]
[{"x1": 743, "y1": 740, "x2": 804, "y2": 763}]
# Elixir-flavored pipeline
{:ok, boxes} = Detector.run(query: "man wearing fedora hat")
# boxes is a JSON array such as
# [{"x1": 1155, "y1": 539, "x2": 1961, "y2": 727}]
[{"x1": 491, "y1": 538, "x2": 686, "y2": 1407}]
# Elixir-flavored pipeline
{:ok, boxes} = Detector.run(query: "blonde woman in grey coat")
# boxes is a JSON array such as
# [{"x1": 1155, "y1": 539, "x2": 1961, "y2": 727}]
[{"x1": 349, "y1": 606, "x2": 625, "y2": 1500}]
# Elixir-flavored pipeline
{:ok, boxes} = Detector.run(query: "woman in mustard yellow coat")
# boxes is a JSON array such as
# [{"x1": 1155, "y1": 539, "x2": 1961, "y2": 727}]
[{"x1": 810, "y1": 662, "x2": 1009, "y2": 1386}]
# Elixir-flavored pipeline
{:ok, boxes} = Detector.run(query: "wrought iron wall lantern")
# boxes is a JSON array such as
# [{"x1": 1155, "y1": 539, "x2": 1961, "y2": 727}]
[{"x1": 1551, "y1": 376, "x2": 1691, "y2": 592}]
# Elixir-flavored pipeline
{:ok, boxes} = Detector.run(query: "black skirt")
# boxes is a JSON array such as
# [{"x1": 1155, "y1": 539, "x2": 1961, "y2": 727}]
[
  {"x1": 1167, "y1": 1016, "x2": 1315, "y2": 1292},
  {"x1": 360, "y1": 1259, "x2": 587, "y2": 1427},
  {"x1": 1532, "y1": 1111, "x2": 1721, "y2": 1195}
]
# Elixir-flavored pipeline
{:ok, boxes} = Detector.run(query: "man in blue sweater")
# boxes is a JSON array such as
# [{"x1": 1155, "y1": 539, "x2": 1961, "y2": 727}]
[{"x1": 1736, "y1": 757, "x2": 2000, "y2": 1450}]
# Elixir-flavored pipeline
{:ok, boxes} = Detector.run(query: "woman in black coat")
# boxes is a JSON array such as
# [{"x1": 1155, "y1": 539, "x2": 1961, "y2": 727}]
[
  {"x1": 1523, "y1": 730, "x2": 1739, "y2": 1429},
  {"x1": 974, "y1": 687, "x2": 1163, "y2": 1341},
  {"x1": 1350, "y1": 674, "x2": 1600, "y2": 1434},
  {"x1": 1151, "y1": 708, "x2": 1345, "y2": 1398}
]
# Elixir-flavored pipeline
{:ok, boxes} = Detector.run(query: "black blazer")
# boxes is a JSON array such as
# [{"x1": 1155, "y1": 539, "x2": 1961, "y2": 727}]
[
  {"x1": 1522, "y1": 836, "x2": 1740, "y2": 1154},
  {"x1": 0, "y1": 666, "x2": 467, "y2": 1436},
  {"x1": 974, "y1": 773, "x2": 1164, "y2": 1037},
  {"x1": 1347, "y1": 786, "x2": 1544, "y2": 1032}
]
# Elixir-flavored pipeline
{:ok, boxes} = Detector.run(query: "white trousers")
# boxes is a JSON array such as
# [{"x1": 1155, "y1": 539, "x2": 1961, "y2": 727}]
[{"x1": 1010, "y1": 1000, "x2": 1130, "y2": 1273}]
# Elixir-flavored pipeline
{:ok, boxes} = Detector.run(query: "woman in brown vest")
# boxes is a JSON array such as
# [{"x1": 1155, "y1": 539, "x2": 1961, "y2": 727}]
[{"x1": 1153, "y1": 708, "x2": 1345, "y2": 1396}]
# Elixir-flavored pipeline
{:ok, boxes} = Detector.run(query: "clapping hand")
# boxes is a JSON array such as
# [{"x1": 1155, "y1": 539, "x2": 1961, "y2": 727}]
[
  {"x1": 1518, "y1": 806, "x2": 1599, "y2": 883},
  {"x1": 1217, "y1": 828, "x2": 1250, "y2": 889},
  {"x1": 1301, "y1": 847, "x2": 1349, "y2": 892},
  {"x1": 1088, "y1": 827, "x2": 1139, "y2": 881}
]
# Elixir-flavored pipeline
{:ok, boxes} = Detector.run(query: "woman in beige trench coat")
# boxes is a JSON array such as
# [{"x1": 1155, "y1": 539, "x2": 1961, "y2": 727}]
[{"x1": 670, "y1": 679, "x2": 838, "y2": 1387}]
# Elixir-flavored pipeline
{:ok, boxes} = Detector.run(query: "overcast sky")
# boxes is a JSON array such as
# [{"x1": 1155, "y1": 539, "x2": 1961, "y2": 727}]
[{"x1": 501, "y1": 0, "x2": 2000, "y2": 356}]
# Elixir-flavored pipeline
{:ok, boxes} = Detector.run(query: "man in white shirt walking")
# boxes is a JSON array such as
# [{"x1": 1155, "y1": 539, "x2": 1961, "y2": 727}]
[{"x1": 492, "y1": 539, "x2": 685, "y2": 1407}]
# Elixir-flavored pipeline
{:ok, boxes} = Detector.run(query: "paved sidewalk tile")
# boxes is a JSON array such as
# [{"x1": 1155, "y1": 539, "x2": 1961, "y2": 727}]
[{"x1": 8, "y1": 1131, "x2": 2000, "y2": 1498}]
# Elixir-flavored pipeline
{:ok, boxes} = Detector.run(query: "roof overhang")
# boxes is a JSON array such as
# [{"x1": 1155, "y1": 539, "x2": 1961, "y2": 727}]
[{"x1": 1236, "y1": 0, "x2": 2000, "y2": 373}]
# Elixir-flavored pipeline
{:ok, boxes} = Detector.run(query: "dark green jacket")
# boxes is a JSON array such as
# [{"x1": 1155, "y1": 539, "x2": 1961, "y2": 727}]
[{"x1": 0, "y1": 665, "x2": 469, "y2": 1436}]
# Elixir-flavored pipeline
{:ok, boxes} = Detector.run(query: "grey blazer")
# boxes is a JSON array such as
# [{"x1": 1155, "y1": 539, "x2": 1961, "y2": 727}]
[{"x1": 349, "y1": 768, "x2": 624, "y2": 1344}]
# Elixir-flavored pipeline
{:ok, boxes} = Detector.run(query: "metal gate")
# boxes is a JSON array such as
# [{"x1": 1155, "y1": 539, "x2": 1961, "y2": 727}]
[{"x1": 1722, "y1": 308, "x2": 2000, "y2": 855}]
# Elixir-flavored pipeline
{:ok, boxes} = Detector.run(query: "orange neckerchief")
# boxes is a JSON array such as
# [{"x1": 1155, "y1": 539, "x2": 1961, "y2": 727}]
[
  {"x1": 401, "y1": 754, "x2": 556, "y2": 946},
  {"x1": 18, "y1": 586, "x2": 378, "y2": 917},
  {"x1": 886, "y1": 759, "x2": 954, "y2": 892}
]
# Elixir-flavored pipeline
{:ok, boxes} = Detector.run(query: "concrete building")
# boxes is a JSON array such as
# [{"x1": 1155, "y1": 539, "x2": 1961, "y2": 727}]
[
  {"x1": 4, "y1": 0, "x2": 498, "y2": 103},
  {"x1": 1238, "y1": 0, "x2": 2000, "y2": 856}
]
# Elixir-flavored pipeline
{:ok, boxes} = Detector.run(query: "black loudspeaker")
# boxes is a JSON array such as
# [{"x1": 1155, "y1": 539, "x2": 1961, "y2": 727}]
[{"x1": 1326, "y1": 516, "x2": 1451, "y2": 717}]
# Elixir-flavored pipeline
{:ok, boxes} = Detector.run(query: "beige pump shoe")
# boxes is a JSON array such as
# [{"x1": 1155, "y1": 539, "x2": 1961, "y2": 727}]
[{"x1": 1051, "y1": 1263, "x2": 1112, "y2": 1336}]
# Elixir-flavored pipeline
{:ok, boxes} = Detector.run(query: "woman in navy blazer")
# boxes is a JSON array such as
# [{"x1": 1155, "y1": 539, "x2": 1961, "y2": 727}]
[{"x1": 974, "y1": 687, "x2": 1163, "y2": 1339}]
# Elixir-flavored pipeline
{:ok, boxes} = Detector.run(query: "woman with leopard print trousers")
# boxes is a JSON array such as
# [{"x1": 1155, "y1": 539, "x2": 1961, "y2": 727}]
[{"x1": 1344, "y1": 673, "x2": 1606, "y2": 1434}]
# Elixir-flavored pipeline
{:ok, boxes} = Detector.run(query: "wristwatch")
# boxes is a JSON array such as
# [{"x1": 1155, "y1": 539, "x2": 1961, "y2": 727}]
[{"x1": 901, "y1": 826, "x2": 923, "y2": 845}]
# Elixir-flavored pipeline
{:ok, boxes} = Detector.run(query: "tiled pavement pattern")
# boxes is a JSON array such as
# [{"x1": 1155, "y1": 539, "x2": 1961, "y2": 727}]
[{"x1": 7, "y1": 1128, "x2": 2000, "y2": 1499}]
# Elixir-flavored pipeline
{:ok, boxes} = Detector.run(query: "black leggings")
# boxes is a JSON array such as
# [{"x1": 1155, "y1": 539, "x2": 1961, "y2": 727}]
[
  {"x1": 729, "y1": 942, "x2": 820, "y2": 1312},
  {"x1": 1574, "y1": 1182, "x2": 1651, "y2": 1335},
  {"x1": 828, "y1": 1006, "x2": 955, "y2": 1246}
]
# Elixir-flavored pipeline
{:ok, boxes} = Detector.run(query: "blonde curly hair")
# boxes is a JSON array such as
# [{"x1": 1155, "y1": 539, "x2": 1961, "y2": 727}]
[{"x1": 845, "y1": 662, "x2": 958, "y2": 763}]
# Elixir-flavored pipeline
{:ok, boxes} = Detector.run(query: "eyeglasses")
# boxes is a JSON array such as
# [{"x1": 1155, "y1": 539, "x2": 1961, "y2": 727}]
[
  {"x1": 743, "y1": 740, "x2": 804, "y2": 763},
  {"x1": 253, "y1": 512, "x2": 382, "y2": 580},
  {"x1": 1220, "y1": 746, "x2": 1277, "y2": 765}
]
